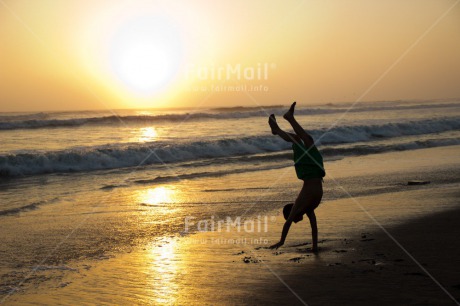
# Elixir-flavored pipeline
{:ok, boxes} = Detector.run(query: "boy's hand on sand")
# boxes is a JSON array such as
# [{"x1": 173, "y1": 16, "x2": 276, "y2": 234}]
[{"x1": 269, "y1": 241, "x2": 284, "y2": 249}]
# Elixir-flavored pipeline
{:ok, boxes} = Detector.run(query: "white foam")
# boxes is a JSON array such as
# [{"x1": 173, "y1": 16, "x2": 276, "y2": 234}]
[{"x1": 0, "y1": 117, "x2": 459, "y2": 177}]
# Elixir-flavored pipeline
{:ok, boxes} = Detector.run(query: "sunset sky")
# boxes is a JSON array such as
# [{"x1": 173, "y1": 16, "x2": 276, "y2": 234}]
[{"x1": 0, "y1": 0, "x2": 459, "y2": 112}]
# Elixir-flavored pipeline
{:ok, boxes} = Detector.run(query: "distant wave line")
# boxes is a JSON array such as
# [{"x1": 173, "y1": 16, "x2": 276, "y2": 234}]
[{"x1": 0, "y1": 102, "x2": 458, "y2": 130}]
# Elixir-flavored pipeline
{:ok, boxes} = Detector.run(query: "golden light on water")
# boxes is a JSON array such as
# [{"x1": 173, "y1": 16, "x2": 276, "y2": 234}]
[
  {"x1": 137, "y1": 127, "x2": 158, "y2": 143},
  {"x1": 147, "y1": 239, "x2": 179, "y2": 304},
  {"x1": 136, "y1": 186, "x2": 182, "y2": 216},
  {"x1": 138, "y1": 186, "x2": 174, "y2": 205},
  {"x1": 129, "y1": 127, "x2": 159, "y2": 143},
  {"x1": 137, "y1": 187, "x2": 182, "y2": 303}
]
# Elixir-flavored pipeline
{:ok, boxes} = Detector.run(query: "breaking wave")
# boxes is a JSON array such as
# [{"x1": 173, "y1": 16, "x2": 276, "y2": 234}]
[{"x1": 1, "y1": 117, "x2": 459, "y2": 177}]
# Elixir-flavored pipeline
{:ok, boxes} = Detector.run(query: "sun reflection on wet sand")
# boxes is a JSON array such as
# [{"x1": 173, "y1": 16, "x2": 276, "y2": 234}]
[
  {"x1": 139, "y1": 186, "x2": 175, "y2": 206},
  {"x1": 133, "y1": 185, "x2": 183, "y2": 228},
  {"x1": 147, "y1": 238, "x2": 180, "y2": 304},
  {"x1": 133, "y1": 185, "x2": 184, "y2": 303}
]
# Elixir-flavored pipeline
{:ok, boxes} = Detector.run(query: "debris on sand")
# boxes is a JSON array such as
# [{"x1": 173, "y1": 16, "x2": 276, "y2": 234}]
[
  {"x1": 289, "y1": 257, "x2": 303, "y2": 262},
  {"x1": 407, "y1": 180, "x2": 430, "y2": 185},
  {"x1": 243, "y1": 256, "x2": 260, "y2": 263}
]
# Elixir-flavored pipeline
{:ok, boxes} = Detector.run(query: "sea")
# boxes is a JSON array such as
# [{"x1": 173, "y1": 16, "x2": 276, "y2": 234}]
[
  {"x1": 1, "y1": 99, "x2": 460, "y2": 299},
  {"x1": 1, "y1": 99, "x2": 460, "y2": 213}
]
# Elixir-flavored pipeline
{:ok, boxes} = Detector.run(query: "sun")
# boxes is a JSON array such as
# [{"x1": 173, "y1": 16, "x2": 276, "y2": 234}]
[{"x1": 109, "y1": 16, "x2": 182, "y2": 96}]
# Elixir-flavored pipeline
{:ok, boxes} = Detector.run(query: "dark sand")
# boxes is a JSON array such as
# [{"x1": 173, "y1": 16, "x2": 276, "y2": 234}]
[{"x1": 265, "y1": 187, "x2": 460, "y2": 305}]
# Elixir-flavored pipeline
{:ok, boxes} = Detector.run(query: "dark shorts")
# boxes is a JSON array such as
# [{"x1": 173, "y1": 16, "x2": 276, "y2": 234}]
[{"x1": 292, "y1": 143, "x2": 326, "y2": 180}]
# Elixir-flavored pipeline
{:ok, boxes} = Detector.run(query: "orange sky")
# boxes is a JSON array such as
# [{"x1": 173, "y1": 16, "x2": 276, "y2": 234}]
[{"x1": 0, "y1": 0, "x2": 459, "y2": 112}]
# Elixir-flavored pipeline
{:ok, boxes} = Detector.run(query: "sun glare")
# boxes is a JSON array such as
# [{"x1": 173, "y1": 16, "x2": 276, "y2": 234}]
[
  {"x1": 138, "y1": 127, "x2": 158, "y2": 142},
  {"x1": 140, "y1": 186, "x2": 175, "y2": 206},
  {"x1": 147, "y1": 238, "x2": 179, "y2": 304},
  {"x1": 109, "y1": 17, "x2": 182, "y2": 96}
]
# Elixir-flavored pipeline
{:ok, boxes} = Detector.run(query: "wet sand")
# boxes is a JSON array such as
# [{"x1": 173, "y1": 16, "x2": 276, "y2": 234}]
[
  {"x1": 4, "y1": 145, "x2": 460, "y2": 305},
  {"x1": 264, "y1": 186, "x2": 460, "y2": 305}
]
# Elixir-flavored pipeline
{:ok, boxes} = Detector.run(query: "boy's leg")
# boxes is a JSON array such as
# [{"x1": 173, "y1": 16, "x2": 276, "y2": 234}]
[
  {"x1": 277, "y1": 130, "x2": 302, "y2": 144},
  {"x1": 269, "y1": 114, "x2": 302, "y2": 144},
  {"x1": 283, "y1": 102, "x2": 314, "y2": 147}
]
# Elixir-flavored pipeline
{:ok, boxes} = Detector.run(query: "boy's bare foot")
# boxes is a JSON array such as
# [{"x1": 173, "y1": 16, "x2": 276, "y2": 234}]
[
  {"x1": 283, "y1": 101, "x2": 296, "y2": 121},
  {"x1": 268, "y1": 114, "x2": 280, "y2": 135}
]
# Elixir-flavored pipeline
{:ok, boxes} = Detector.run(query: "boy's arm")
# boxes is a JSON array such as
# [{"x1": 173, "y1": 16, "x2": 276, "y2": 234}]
[
  {"x1": 269, "y1": 205, "x2": 301, "y2": 249},
  {"x1": 269, "y1": 220, "x2": 292, "y2": 249}
]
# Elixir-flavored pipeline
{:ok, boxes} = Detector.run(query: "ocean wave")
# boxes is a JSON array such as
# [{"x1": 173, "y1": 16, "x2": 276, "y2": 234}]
[
  {"x1": 0, "y1": 198, "x2": 57, "y2": 216},
  {"x1": 320, "y1": 137, "x2": 460, "y2": 157},
  {"x1": 0, "y1": 112, "x2": 50, "y2": 122},
  {"x1": 0, "y1": 102, "x2": 458, "y2": 130},
  {"x1": 0, "y1": 202, "x2": 41, "y2": 216},
  {"x1": 110, "y1": 137, "x2": 460, "y2": 187},
  {"x1": 1, "y1": 117, "x2": 459, "y2": 177}
]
